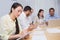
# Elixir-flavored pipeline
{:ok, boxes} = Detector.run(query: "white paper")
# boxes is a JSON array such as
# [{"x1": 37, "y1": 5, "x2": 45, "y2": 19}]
[{"x1": 46, "y1": 28, "x2": 60, "y2": 33}]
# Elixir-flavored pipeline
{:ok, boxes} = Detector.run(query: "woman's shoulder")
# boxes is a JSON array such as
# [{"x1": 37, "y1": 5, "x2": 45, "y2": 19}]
[{"x1": 0, "y1": 14, "x2": 9, "y2": 22}]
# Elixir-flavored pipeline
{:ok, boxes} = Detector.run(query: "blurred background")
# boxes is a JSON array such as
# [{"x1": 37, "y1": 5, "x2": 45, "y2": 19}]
[{"x1": 0, "y1": 0, "x2": 60, "y2": 20}]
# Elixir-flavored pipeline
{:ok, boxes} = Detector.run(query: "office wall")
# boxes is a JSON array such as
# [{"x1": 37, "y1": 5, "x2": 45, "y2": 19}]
[
  {"x1": 57, "y1": 0, "x2": 60, "y2": 15},
  {"x1": 0, "y1": 0, "x2": 59, "y2": 19},
  {"x1": 0, "y1": 0, "x2": 18, "y2": 17},
  {"x1": 0, "y1": 0, "x2": 11, "y2": 17},
  {"x1": 17, "y1": 0, "x2": 59, "y2": 20}
]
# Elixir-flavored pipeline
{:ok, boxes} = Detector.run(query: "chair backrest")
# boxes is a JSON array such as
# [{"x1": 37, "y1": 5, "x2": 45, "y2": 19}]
[{"x1": 48, "y1": 19, "x2": 60, "y2": 28}]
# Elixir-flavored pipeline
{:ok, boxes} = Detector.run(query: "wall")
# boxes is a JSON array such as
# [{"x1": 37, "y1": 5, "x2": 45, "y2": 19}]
[
  {"x1": 17, "y1": 0, "x2": 59, "y2": 20},
  {"x1": 0, "y1": 0, "x2": 59, "y2": 19},
  {"x1": 57, "y1": 0, "x2": 60, "y2": 15}
]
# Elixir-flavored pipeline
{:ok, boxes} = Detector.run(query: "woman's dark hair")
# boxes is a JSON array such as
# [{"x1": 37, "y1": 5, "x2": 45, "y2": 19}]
[
  {"x1": 24, "y1": 6, "x2": 32, "y2": 11},
  {"x1": 37, "y1": 9, "x2": 44, "y2": 19},
  {"x1": 10, "y1": 2, "x2": 23, "y2": 13}
]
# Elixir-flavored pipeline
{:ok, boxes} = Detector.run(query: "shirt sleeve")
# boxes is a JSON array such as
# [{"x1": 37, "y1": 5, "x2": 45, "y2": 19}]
[
  {"x1": 0, "y1": 18, "x2": 10, "y2": 40},
  {"x1": 44, "y1": 15, "x2": 49, "y2": 22},
  {"x1": 18, "y1": 16, "x2": 30, "y2": 30},
  {"x1": 33, "y1": 17, "x2": 37, "y2": 24},
  {"x1": 56, "y1": 14, "x2": 60, "y2": 19}
]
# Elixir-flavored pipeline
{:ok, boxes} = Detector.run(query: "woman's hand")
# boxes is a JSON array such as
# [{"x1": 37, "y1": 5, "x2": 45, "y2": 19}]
[{"x1": 17, "y1": 24, "x2": 37, "y2": 40}]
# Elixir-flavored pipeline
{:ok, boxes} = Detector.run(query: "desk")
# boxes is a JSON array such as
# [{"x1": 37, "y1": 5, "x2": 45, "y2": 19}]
[
  {"x1": 29, "y1": 26, "x2": 60, "y2": 40},
  {"x1": 18, "y1": 25, "x2": 60, "y2": 40}
]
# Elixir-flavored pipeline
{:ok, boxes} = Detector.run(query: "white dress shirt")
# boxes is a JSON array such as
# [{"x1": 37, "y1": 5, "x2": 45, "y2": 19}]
[
  {"x1": 0, "y1": 14, "x2": 22, "y2": 40},
  {"x1": 19, "y1": 12, "x2": 32, "y2": 29}
]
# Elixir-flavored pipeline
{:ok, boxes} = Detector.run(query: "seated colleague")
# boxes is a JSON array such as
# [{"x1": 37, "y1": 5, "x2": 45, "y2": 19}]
[
  {"x1": 34, "y1": 9, "x2": 45, "y2": 25},
  {"x1": 19, "y1": 6, "x2": 33, "y2": 29},
  {"x1": 18, "y1": 6, "x2": 33, "y2": 40},
  {"x1": 0, "y1": 3, "x2": 37, "y2": 40},
  {"x1": 31, "y1": 9, "x2": 47, "y2": 40},
  {"x1": 45, "y1": 8, "x2": 60, "y2": 25}
]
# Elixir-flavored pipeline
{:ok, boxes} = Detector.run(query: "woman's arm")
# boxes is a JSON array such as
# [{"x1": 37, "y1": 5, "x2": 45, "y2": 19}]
[
  {"x1": 0, "y1": 18, "x2": 37, "y2": 40},
  {"x1": 9, "y1": 24, "x2": 37, "y2": 40},
  {"x1": 8, "y1": 34, "x2": 22, "y2": 40}
]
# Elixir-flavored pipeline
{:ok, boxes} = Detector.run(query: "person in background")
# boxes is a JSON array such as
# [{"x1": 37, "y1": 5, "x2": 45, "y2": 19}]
[
  {"x1": 19, "y1": 6, "x2": 33, "y2": 29},
  {"x1": 31, "y1": 9, "x2": 47, "y2": 40},
  {"x1": 34, "y1": 9, "x2": 45, "y2": 25},
  {"x1": 0, "y1": 2, "x2": 37, "y2": 40},
  {"x1": 45, "y1": 8, "x2": 60, "y2": 25},
  {"x1": 18, "y1": 6, "x2": 34, "y2": 40}
]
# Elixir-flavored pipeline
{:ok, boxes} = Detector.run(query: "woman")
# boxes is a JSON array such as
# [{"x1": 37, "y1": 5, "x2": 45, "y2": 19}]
[
  {"x1": 34, "y1": 9, "x2": 44, "y2": 25},
  {"x1": 30, "y1": 9, "x2": 46, "y2": 40},
  {"x1": 0, "y1": 2, "x2": 37, "y2": 40}
]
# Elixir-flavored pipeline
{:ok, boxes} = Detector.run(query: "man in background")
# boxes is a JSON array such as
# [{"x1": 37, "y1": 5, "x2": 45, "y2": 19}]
[
  {"x1": 18, "y1": 6, "x2": 34, "y2": 40},
  {"x1": 45, "y1": 8, "x2": 60, "y2": 25},
  {"x1": 19, "y1": 6, "x2": 33, "y2": 29}
]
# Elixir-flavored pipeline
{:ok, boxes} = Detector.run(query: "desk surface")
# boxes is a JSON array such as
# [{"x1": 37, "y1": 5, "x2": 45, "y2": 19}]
[{"x1": 29, "y1": 26, "x2": 60, "y2": 40}]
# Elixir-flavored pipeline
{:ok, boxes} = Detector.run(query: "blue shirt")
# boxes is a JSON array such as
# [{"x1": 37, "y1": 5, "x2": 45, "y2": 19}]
[{"x1": 45, "y1": 13, "x2": 60, "y2": 22}]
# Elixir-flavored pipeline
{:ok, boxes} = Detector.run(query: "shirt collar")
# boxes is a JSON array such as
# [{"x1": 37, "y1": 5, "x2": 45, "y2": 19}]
[
  {"x1": 8, "y1": 14, "x2": 16, "y2": 23},
  {"x1": 49, "y1": 14, "x2": 55, "y2": 17}
]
